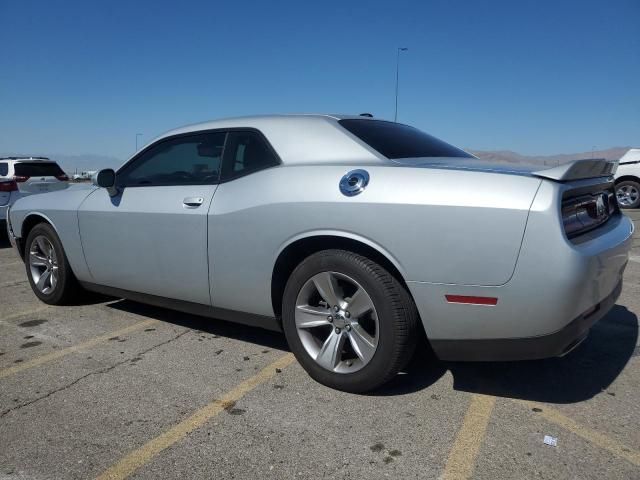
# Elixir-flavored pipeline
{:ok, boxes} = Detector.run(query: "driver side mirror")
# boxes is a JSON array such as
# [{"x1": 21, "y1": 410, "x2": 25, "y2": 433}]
[{"x1": 94, "y1": 169, "x2": 118, "y2": 197}]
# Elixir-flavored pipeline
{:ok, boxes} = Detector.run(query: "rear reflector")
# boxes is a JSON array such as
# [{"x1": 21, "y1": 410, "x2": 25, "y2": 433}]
[
  {"x1": 13, "y1": 175, "x2": 29, "y2": 183},
  {"x1": 445, "y1": 295, "x2": 498, "y2": 306}
]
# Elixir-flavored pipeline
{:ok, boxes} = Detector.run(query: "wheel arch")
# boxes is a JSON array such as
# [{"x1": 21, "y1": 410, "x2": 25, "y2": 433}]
[
  {"x1": 18, "y1": 213, "x2": 58, "y2": 259},
  {"x1": 615, "y1": 175, "x2": 640, "y2": 184},
  {"x1": 270, "y1": 232, "x2": 410, "y2": 319}
]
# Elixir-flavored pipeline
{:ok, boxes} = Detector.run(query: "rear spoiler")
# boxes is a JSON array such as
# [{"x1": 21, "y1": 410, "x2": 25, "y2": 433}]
[{"x1": 532, "y1": 158, "x2": 617, "y2": 182}]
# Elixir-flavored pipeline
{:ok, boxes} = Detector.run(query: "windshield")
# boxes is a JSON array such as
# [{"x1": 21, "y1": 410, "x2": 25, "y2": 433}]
[{"x1": 339, "y1": 119, "x2": 473, "y2": 160}]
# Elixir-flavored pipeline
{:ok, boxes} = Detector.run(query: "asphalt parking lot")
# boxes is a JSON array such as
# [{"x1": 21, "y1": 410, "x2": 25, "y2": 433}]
[{"x1": 1, "y1": 212, "x2": 639, "y2": 480}]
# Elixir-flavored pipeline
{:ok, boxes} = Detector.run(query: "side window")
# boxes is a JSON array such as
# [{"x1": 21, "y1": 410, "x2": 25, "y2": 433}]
[
  {"x1": 118, "y1": 132, "x2": 226, "y2": 187},
  {"x1": 221, "y1": 131, "x2": 279, "y2": 181},
  {"x1": 0, "y1": 162, "x2": 8, "y2": 176}
]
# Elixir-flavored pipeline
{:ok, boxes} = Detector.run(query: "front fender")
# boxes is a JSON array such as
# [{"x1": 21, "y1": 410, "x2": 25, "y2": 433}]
[{"x1": 9, "y1": 186, "x2": 97, "y2": 282}]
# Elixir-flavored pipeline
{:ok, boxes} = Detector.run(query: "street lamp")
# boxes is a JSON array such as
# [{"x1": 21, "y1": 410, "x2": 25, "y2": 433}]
[
  {"x1": 135, "y1": 133, "x2": 143, "y2": 152},
  {"x1": 394, "y1": 47, "x2": 408, "y2": 122}
]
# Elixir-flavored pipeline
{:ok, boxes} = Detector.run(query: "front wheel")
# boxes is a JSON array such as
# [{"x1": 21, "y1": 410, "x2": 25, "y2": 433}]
[
  {"x1": 25, "y1": 223, "x2": 80, "y2": 305},
  {"x1": 616, "y1": 180, "x2": 640, "y2": 209},
  {"x1": 282, "y1": 249, "x2": 418, "y2": 393}
]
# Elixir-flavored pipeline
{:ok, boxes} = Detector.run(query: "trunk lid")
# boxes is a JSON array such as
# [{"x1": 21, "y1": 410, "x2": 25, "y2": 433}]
[
  {"x1": 531, "y1": 158, "x2": 617, "y2": 182},
  {"x1": 391, "y1": 157, "x2": 617, "y2": 181},
  {"x1": 14, "y1": 161, "x2": 69, "y2": 194},
  {"x1": 17, "y1": 176, "x2": 69, "y2": 194}
]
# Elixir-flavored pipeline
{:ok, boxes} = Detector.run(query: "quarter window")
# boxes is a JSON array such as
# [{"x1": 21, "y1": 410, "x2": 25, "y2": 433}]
[
  {"x1": 0, "y1": 162, "x2": 7, "y2": 176},
  {"x1": 221, "y1": 131, "x2": 279, "y2": 181},
  {"x1": 118, "y1": 132, "x2": 226, "y2": 186}
]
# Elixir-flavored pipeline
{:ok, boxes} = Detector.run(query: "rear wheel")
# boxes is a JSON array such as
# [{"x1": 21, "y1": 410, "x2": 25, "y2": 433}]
[
  {"x1": 25, "y1": 223, "x2": 80, "y2": 305},
  {"x1": 282, "y1": 249, "x2": 418, "y2": 393},
  {"x1": 616, "y1": 180, "x2": 640, "y2": 209}
]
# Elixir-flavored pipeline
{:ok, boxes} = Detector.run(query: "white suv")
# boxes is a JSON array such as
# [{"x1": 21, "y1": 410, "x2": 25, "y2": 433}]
[
  {"x1": 1, "y1": 157, "x2": 69, "y2": 229},
  {"x1": 615, "y1": 148, "x2": 640, "y2": 209}
]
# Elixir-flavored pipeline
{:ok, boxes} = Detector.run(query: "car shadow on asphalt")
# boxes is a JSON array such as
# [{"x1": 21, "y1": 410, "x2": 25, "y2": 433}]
[
  {"x1": 377, "y1": 305, "x2": 638, "y2": 403},
  {"x1": 106, "y1": 299, "x2": 637, "y2": 403},
  {"x1": 106, "y1": 299, "x2": 289, "y2": 351}
]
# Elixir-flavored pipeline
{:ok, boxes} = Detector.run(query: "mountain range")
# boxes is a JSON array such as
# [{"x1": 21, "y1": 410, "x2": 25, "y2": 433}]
[
  {"x1": 2, "y1": 147, "x2": 634, "y2": 173},
  {"x1": 468, "y1": 147, "x2": 632, "y2": 166}
]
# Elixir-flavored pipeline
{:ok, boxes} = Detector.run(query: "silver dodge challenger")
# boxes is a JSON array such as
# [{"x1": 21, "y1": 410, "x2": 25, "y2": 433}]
[{"x1": 6, "y1": 114, "x2": 634, "y2": 392}]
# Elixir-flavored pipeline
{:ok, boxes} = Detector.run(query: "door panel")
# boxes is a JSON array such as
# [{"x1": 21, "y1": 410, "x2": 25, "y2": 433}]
[
  {"x1": 78, "y1": 185, "x2": 216, "y2": 305},
  {"x1": 78, "y1": 131, "x2": 225, "y2": 305}
]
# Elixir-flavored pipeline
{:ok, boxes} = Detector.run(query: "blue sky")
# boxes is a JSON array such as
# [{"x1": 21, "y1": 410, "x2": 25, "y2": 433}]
[{"x1": 0, "y1": 0, "x2": 638, "y2": 161}]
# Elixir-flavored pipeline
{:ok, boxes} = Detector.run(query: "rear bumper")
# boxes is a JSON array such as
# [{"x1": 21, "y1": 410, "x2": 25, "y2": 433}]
[
  {"x1": 407, "y1": 208, "x2": 633, "y2": 361},
  {"x1": 430, "y1": 280, "x2": 622, "y2": 361}
]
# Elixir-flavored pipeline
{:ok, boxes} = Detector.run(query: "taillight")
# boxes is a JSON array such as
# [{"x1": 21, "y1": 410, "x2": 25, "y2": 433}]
[
  {"x1": 562, "y1": 191, "x2": 616, "y2": 238},
  {"x1": 13, "y1": 175, "x2": 29, "y2": 183},
  {"x1": 56, "y1": 174, "x2": 69, "y2": 181},
  {"x1": 0, "y1": 180, "x2": 18, "y2": 192}
]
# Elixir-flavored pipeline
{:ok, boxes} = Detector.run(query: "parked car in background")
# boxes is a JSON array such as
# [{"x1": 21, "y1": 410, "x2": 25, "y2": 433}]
[
  {"x1": 5, "y1": 115, "x2": 634, "y2": 392},
  {"x1": 614, "y1": 148, "x2": 640, "y2": 209},
  {"x1": 71, "y1": 170, "x2": 97, "y2": 182},
  {"x1": 1, "y1": 157, "x2": 69, "y2": 231}
]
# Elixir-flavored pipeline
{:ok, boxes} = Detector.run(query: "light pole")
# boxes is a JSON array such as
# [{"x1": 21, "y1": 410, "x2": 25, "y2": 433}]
[
  {"x1": 394, "y1": 47, "x2": 408, "y2": 122},
  {"x1": 135, "y1": 133, "x2": 143, "y2": 152}
]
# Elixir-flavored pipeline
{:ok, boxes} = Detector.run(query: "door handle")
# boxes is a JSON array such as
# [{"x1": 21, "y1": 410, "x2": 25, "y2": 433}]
[{"x1": 183, "y1": 197, "x2": 204, "y2": 207}]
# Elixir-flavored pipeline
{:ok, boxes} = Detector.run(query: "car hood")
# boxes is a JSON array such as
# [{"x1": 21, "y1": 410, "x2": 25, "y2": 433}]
[{"x1": 10, "y1": 182, "x2": 98, "y2": 214}]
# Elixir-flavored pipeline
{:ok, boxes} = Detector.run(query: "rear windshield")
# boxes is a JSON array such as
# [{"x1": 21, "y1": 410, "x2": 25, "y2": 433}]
[
  {"x1": 339, "y1": 119, "x2": 473, "y2": 160},
  {"x1": 14, "y1": 162, "x2": 65, "y2": 177}
]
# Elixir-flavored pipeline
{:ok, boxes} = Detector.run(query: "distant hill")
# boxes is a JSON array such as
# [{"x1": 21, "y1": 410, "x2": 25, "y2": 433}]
[
  {"x1": 468, "y1": 147, "x2": 632, "y2": 166},
  {"x1": 48, "y1": 154, "x2": 123, "y2": 173},
  {"x1": 2, "y1": 147, "x2": 634, "y2": 173}
]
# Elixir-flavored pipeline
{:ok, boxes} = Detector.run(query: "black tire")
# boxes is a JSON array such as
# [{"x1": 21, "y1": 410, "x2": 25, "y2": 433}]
[
  {"x1": 24, "y1": 223, "x2": 80, "y2": 305},
  {"x1": 282, "y1": 249, "x2": 418, "y2": 393},
  {"x1": 616, "y1": 180, "x2": 640, "y2": 209}
]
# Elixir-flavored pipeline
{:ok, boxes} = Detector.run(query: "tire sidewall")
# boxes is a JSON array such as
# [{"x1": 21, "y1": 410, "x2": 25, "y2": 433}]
[
  {"x1": 617, "y1": 180, "x2": 640, "y2": 209},
  {"x1": 282, "y1": 250, "x2": 407, "y2": 392},
  {"x1": 25, "y1": 223, "x2": 71, "y2": 305}
]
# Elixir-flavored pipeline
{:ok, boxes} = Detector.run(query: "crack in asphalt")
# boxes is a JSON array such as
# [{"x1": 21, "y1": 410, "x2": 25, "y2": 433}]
[{"x1": 0, "y1": 328, "x2": 190, "y2": 419}]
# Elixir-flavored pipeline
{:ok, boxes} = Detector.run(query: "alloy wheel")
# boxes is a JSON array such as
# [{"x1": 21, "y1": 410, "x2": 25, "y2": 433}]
[
  {"x1": 29, "y1": 235, "x2": 59, "y2": 294},
  {"x1": 294, "y1": 271, "x2": 379, "y2": 373},
  {"x1": 617, "y1": 184, "x2": 639, "y2": 207}
]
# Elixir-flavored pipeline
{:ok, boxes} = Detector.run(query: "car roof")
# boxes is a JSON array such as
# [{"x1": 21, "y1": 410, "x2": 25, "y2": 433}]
[
  {"x1": 139, "y1": 114, "x2": 386, "y2": 166},
  {"x1": 163, "y1": 113, "x2": 373, "y2": 130},
  {"x1": 0, "y1": 157, "x2": 53, "y2": 162}
]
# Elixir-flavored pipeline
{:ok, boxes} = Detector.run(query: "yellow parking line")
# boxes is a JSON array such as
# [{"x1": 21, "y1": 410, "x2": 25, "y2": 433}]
[
  {"x1": 0, "y1": 318, "x2": 158, "y2": 380},
  {"x1": 0, "y1": 306, "x2": 50, "y2": 324},
  {"x1": 515, "y1": 399, "x2": 640, "y2": 466},
  {"x1": 442, "y1": 394, "x2": 496, "y2": 480},
  {"x1": 0, "y1": 279, "x2": 28, "y2": 288},
  {"x1": 96, "y1": 353, "x2": 296, "y2": 480},
  {"x1": 0, "y1": 260, "x2": 24, "y2": 267}
]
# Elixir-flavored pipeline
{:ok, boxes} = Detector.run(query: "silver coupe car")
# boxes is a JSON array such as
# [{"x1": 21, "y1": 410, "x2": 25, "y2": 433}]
[{"x1": 5, "y1": 114, "x2": 634, "y2": 392}]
